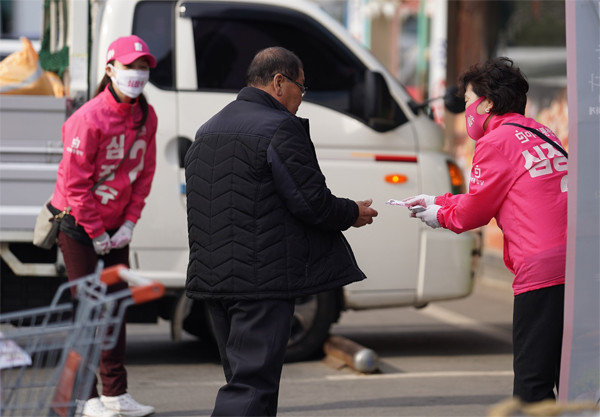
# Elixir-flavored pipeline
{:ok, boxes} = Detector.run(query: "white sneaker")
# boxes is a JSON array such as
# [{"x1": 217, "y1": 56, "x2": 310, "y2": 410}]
[
  {"x1": 100, "y1": 393, "x2": 155, "y2": 417},
  {"x1": 81, "y1": 398, "x2": 119, "y2": 417}
]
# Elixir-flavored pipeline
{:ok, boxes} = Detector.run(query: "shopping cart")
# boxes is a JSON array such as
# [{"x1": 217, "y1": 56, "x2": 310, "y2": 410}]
[{"x1": 0, "y1": 261, "x2": 165, "y2": 417}]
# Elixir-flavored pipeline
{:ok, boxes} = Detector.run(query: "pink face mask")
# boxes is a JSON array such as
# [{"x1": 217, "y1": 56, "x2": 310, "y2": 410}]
[{"x1": 465, "y1": 96, "x2": 489, "y2": 140}]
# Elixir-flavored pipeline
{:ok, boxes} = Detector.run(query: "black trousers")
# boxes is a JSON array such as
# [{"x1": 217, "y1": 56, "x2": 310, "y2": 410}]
[
  {"x1": 207, "y1": 298, "x2": 295, "y2": 417},
  {"x1": 513, "y1": 284, "x2": 564, "y2": 403}
]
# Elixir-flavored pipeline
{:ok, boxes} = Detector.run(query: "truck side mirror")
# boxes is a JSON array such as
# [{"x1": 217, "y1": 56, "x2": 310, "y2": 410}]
[
  {"x1": 410, "y1": 85, "x2": 465, "y2": 115},
  {"x1": 443, "y1": 86, "x2": 465, "y2": 114},
  {"x1": 363, "y1": 70, "x2": 398, "y2": 132}
]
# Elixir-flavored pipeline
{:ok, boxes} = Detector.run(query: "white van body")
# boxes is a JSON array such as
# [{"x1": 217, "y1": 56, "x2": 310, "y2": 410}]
[{"x1": 0, "y1": 0, "x2": 478, "y2": 360}]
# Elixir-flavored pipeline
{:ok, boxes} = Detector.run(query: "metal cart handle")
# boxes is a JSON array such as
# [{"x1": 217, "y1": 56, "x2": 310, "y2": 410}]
[{"x1": 100, "y1": 264, "x2": 165, "y2": 304}]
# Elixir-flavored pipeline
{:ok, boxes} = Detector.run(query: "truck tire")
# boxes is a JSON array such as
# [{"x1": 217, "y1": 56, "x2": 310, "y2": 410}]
[{"x1": 284, "y1": 290, "x2": 341, "y2": 363}]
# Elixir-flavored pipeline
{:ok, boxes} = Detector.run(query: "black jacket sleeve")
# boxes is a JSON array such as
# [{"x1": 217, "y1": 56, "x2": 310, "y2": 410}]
[{"x1": 267, "y1": 118, "x2": 358, "y2": 231}]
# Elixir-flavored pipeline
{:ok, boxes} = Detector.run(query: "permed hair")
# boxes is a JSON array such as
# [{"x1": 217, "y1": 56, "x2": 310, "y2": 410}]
[
  {"x1": 246, "y1": 46, "x2": 303, "y2": 87},
  {"x1": 458, "y1": 57, "x2": 529, "y2": 115}
]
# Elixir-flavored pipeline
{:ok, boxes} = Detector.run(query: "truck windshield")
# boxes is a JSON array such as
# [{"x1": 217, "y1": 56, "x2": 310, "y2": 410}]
[
  {"x1": 133, "y1": 1, "x2": 175, "y2": 89},
  {"x1": 134, "y1": 1, "x2": 408, "y2": 131}
]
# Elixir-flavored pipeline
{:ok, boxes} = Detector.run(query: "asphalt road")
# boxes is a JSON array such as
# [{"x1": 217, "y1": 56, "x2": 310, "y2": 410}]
[{"x1": 122, "y1": 253, "x2": 517, "y2": 417}]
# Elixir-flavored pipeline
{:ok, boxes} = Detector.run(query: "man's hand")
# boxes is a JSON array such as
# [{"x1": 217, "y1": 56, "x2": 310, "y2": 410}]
[{"x1": 353, "y1": 199, "x2": 378, "y2": 227}]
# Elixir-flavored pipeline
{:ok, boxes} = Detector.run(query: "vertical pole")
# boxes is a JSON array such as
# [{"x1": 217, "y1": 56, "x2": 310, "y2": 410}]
[
  {"x1": 388, "y1": 3, "x2": 401, "y2": 77},
  {"x1": 428, "y1": 0, "x2": 448, "y2": 125},
  {"x1": 347, "y1": 0, "x2": 370, "y2": 48},
  {"x1": 416, "y1": 0, "x2": 428, "y2": 101},
  {"x1": 560, "y1": 0, "x2": 600, "y2": 404},
  {"x1": 67, "y1": 0, "x2": 90, "y2": 104}
]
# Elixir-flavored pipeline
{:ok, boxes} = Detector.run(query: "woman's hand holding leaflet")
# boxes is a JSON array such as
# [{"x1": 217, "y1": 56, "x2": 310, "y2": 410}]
[
  {"x1": 415, "y1": 205, "x2": 441, "y2": 229},
  {"x1": 402, "y1": 194, "x2": 436, "y2": 208}
]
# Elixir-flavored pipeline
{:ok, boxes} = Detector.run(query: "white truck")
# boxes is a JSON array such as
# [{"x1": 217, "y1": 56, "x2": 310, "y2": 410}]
[{"x1": 0, "y1": 0, "x2": 479, "y2": 361}]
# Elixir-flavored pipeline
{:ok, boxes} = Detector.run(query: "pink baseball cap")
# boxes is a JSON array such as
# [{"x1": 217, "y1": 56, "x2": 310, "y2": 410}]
[{"x1": 106, "y1": 35, "x2": 157, "y2": 68}]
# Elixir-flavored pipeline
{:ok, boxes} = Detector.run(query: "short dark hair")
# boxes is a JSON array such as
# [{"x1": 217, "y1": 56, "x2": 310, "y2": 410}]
[
  {"x1": 246, "y1": 47, "x2": 303, "y2": 87},
  {"x1": 458, "y1": 57, "x2": 529, "y2": 115}
]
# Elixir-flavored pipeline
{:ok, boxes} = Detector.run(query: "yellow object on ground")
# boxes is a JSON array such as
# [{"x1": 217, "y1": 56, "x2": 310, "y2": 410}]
[
  {"x1": 488, "y1": 397, "x2": 600, "y2": 417},
  {"x1": 0, "y1": 37, "x2": 64, "y2": 96}
]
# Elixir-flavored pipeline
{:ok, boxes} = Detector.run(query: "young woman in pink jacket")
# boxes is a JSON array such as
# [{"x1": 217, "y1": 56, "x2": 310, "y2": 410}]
[
  {"x1": 49, "y1": 35, "x2": 157, "y2": 417},
  {"x1": 404, "y1": 57, "x2": 567, "y2": 403}
]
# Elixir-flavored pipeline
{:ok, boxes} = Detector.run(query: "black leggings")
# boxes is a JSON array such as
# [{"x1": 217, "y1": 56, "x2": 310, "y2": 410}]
[{"x1": 513, "y1": 284, "x2": 564, "y2": 403}]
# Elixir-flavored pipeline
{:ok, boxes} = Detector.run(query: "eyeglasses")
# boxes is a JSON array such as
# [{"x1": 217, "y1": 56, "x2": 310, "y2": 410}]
[{"x1": 275, "y1": 73, "x2": 307, "y2": 97}]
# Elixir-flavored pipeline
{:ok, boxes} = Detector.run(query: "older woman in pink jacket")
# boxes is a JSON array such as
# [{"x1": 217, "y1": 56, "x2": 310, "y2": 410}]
[
  {"x1": 50, "y1": 35, "x2": 157, "y2": 417},
  {"x1": 404, "y1": 57, "x2": 567, "y2": 404}
]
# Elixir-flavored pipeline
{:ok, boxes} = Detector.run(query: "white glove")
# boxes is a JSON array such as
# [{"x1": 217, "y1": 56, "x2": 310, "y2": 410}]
[
  {"x1": 403, "y1": 194, "x2": 436, "y2": 208},
  {"x1": 415, "y1": 204, "x2": 441, "y2": 229},
  {"x1": 110, "y1": 220, "x2": 135, "y2": 249},
  {"x1": 92, "y1": 232, "x2": 112, "y2": 255}
]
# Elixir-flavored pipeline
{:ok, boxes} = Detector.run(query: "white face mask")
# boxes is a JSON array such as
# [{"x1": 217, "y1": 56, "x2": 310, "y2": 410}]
[{"x1": 108, "y1": 64, "x2": 149, "y2": 98}]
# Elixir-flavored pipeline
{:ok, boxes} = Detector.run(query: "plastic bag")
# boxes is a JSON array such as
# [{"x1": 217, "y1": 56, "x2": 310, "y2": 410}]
[{"x1": 0, "y1": 37, "x2": 64, "y2": 96}]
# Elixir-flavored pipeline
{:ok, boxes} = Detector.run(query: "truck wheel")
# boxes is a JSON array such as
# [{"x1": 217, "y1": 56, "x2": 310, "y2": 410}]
[{"x1": 284, "y1": 290, "x2": 340, "y2": 363}]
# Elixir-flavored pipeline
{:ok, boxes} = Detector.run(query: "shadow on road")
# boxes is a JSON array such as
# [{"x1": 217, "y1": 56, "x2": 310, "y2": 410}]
[
  {"x1": 125, "y1": 333, "x2": 220, "y2": 365},
  {"x1": 337, "y1": 325, "x2": 513, "y2": 358},
  {"x1": 124, "y1": 322, "x2": 512, "y2": 368}
]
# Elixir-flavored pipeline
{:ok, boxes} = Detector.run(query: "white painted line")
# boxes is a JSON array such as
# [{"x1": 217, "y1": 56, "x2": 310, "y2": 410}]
[
  {"x1": 324, "y1": 370, "x2": 513, "y2": 381},
  {"x1": 129, "y1": 369, "x2": 514, "y2": 388}
]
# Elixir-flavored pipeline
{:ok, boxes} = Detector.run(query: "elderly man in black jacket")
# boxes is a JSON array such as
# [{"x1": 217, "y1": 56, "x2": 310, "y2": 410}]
[{"x1": 184, "y1": 46, "x2": 378, "y2": 417}]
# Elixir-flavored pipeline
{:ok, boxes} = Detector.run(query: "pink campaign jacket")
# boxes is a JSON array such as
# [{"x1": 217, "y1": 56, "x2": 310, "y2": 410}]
[
  {"x1": 52, "y1": 86, "x2": 157, "y2": 239},
  {"x1": 436, "y1": 113, "x2": 567, "y2": 295}
]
